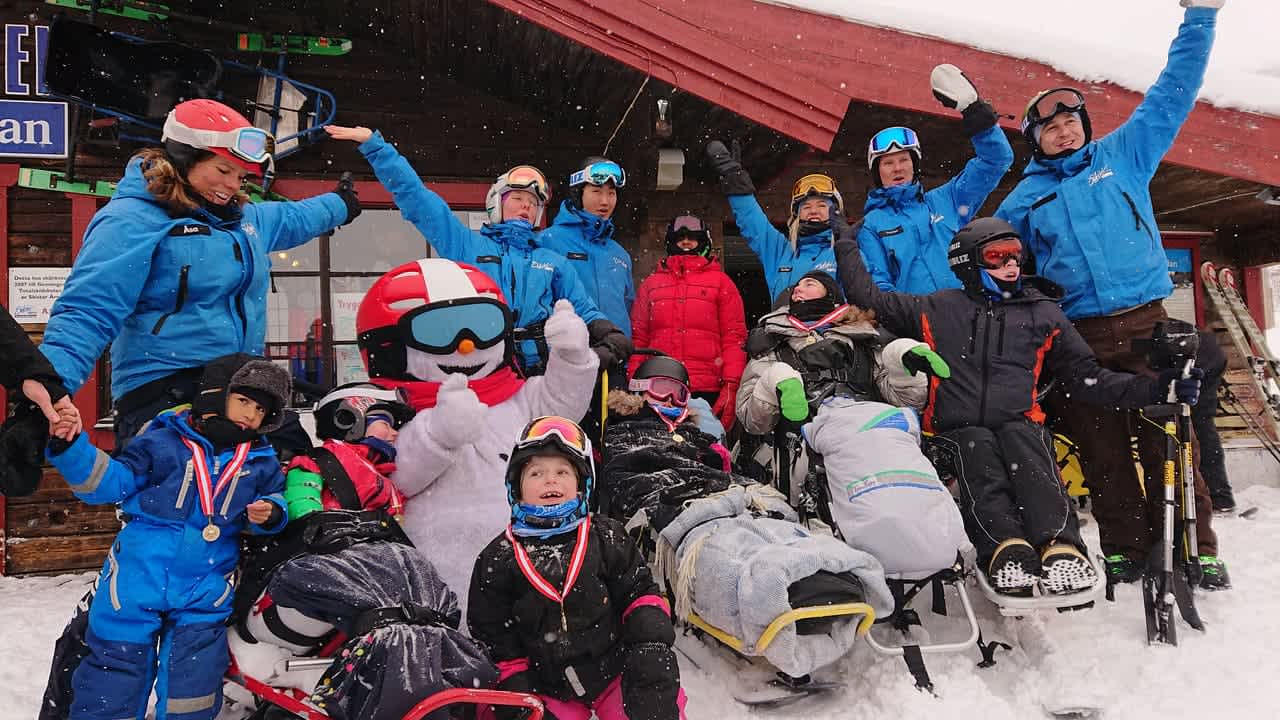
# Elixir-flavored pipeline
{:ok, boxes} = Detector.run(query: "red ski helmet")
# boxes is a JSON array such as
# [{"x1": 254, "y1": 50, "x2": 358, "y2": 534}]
[
  {"x1": 356, "y1": 259, "x2": 510, "y2": 379},
  {"x1": 162, "y1": 99, "x2": 275, "y2": 178}
]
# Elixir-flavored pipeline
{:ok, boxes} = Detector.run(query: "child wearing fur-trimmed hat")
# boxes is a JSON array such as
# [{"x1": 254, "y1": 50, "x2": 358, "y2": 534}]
[{"x1": 46, "y1": 352, "x2": 292, "y2": 720}]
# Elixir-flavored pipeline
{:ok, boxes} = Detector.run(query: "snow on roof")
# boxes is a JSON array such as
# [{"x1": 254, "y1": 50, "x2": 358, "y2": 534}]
[{"x1": 764, "y1": 0, "x2": 1280, "y2": 117}]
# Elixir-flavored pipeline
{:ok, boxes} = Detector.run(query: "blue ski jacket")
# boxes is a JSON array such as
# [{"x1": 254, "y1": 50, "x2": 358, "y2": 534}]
[
  {"x1": 536, "y1": 201, "x2": 636, "y2": 336},
  {"x1": 996, "y1": 7, "x2": 1217, "y2": 320},
  {"x1": 726, "y1": 194, "x2": 836, "y2": 303},
  {"x1": 859, "y1": 124, "x2": 1014, "y2": 295},
  {"x1": 48, "y1": 410, "x2": 287, "y2": 620},
  {"x1": 357, "y1": 132, "x2": 605, "y2": 367},
  {"x1": 39, "y1": 157, "x2": 348, "y2": 399}
]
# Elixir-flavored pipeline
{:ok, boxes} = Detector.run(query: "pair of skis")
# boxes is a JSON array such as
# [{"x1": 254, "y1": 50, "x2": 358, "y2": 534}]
[{"x1": 1200, "y1": 263, "x2": 1280, "y2": 460}]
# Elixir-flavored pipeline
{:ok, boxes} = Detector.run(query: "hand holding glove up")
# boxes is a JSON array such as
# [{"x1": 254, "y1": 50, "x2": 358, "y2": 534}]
[
  {"x1": 429, "y1": 374, "x2": 486, "y2": 448},
  {"x1": 901, "y1": 345, "x2": 951, "y2": 379},
  {"x1": 704, "y1": 139, "x2": 757, "y2": 196},
  {"x1": 1155, "y1": 367, "x2": 1204, "y2": 405},
  {"x1": 712, "y1": 382, "x2": 739, "y2": 431},
  {"x1": 587, "y1": 319, "x2": 634, "y2": 368},
  {"x1": 931, "y1": 63, "x2": 998, "y2": 136},
  {"x1": 544, "y1": 299, "x2": 591, "y2": 356},
  {"x1": 335, "y1": 171, "x2": 361, "y2": 225}
]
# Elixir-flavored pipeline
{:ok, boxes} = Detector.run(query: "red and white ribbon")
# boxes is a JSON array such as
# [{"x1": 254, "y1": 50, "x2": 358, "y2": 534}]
[
  {"x1": 182, "y1": 438, "x2": 251, "y2": 524},
  {"x1": 786, "y1": 303, "x2": 849, "y2": 332},
  {"x1": 506, "y1": 517, "x2": 592, "y2": 606}
]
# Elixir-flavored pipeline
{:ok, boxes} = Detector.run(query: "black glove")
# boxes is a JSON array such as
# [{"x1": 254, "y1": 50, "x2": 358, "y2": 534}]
[
  {"x1": 704, "y1": 139, "x2": 756, "y2": 196},
  {"x1": 621, "y1": 641, "x2": 682, "y2": 720},
  {"x1": 335, "y1": 171, "x2": 361, "y2": 225},
  {"x1": 961, "y1": 100, "x2": 999, "y2": 137},
  {"x1": 0, "y1": 401, "x2": 50, "y2": 496},
  {"x1": 587, "y1": 319, "x2": 634, "y2": 368},
  {"x1": 1155, "y1": 367, "x2": 1204, "y2": 405}
]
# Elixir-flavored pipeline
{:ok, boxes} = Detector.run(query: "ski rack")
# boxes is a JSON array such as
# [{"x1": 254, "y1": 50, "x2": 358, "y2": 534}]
[
  {"x1": 1200, "y1": 262, "x2": 1280, "y2": 444},
  {"x1": 16, "y1": 166, "x2": 290, "y2": 203}
]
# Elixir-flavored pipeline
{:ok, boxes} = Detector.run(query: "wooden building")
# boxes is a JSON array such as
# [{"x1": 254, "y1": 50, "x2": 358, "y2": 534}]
[{"x1": 3, "y1": 0, "x2": 1278, "y2": 574}]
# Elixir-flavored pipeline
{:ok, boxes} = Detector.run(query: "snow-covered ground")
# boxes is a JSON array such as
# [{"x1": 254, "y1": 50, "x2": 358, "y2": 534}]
[
  {"x1": 3, "y1": 484, "x2": 1277, "y2": 719},
  {"x1": 765, "y1": 0, "x2": 1280, "y2": 116}
]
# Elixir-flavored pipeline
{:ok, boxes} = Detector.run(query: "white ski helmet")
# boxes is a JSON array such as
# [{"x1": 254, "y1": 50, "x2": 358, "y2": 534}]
[{"x1": 484, "y1": 165, "x2": 549, "y2": 225}]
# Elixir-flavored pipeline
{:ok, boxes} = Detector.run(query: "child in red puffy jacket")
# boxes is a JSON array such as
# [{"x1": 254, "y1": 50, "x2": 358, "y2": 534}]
[{"x1": 630, "y1": 214, "x2": 747, "y2": 431}]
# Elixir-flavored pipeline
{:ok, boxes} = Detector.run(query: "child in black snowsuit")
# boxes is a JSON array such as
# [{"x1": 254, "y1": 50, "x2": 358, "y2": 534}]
[
  {"x1": 468, "y1": 416, "x2": 687, "y2": 720},
  {"x1": 835, "y1": 216, "x2": 1201, "y2": 596}
]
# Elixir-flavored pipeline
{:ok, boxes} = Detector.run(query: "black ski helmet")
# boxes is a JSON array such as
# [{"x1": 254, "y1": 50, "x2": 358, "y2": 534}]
[
  {"x1": 947, "y1": 217, "x2": 1023, "y2": 295},
  {"x1": 631, "y1": 355, "x2": 691, "y2": 387},
  {"x1": 1021, "y1": 87, "x2": 1093, "y2": 160},
  {"x1": 664, "y1": 214, "x2": 713, "y2": 258},
  {"x1": 504, "y1": 416, "x2": 595, "y2": 528},
  {"x1": 313, "y1": 383, "x2": 415, "y2": 442}
]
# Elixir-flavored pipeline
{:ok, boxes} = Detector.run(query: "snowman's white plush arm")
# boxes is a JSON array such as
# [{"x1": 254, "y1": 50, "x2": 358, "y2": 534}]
[
  {"x1": 524, "y1": 300, "x2": 599, "y2": 422},
  {"x1": 392, "y1": 373, "x2": 486, "y2": 497}
]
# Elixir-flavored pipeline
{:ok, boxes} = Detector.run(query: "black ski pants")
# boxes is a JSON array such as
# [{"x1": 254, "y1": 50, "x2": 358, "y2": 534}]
[{"x1": 936, "y1": 418, "x2": 1083, "y2": 567}]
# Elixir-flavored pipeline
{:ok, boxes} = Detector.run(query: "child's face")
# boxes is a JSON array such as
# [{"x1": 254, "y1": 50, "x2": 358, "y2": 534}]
[
  {"x1": 519, "y1": 455, "x2": 579, "y2": 507},
  {"x1": 365, "y1": 416, "x2": 398, "y2": 442},
  {"x1": 224, "y1": 392, "x2": 266, "y2": 431}
]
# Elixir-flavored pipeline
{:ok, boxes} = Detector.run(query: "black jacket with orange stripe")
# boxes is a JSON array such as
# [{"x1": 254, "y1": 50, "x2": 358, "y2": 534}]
[{"x1": 834, "y1": 236, "x2": 1157, "y2": 433}]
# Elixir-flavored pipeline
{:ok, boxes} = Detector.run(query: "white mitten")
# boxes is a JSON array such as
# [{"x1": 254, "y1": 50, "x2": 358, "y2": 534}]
[
  {"x1": 930, "y1": 64, "x2": 980, "y2": 113},
  {"x1": 543, "y1": 299, "x2": 590, "y2": 355},
  {"x1": 1180, "y1": 0, "x2": 1223, "y2": 8},
  {"x1": 428, "y1": 373, "x2": 486, "y2": 448}
]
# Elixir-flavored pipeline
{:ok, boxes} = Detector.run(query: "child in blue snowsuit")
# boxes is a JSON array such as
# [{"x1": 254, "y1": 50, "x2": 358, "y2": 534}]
[
  {"x1": 324, "y1": 125, "x2": 632, "y2": 375},
  {"x1": 47, "y1": 354, "x2": 291, "y2": 720}
]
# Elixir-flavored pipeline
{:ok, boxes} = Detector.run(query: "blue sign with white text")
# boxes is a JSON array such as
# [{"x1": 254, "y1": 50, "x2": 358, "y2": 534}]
[{"x1": 0, "y1": 98, "x2": 66, "y2": 157}]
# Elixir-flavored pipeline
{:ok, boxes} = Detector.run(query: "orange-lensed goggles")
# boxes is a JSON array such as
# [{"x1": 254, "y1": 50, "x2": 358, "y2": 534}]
[
  {"x1": 518, "y1": 415, "x2": 590, "y2": 455},
  {"x1": 504, "y1": 165, "x2": 549, "y2": 204},
  {"x1": 979, "y1": 238, "x2": 1024, "y2": 268}
]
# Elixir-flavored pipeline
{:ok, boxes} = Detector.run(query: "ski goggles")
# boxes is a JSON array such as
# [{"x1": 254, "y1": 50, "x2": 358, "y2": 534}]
[
  {"x1": 1022, "y1": 88, "x2": 1085, "y2": 130},
  {"x1": 397, "y1": 298, "x2": 512, "y2": 354},
  {"x1": 569, "y1": 160, "x2": 626, "y2": 189},
  {"x1": 629, "y1": 376, "x2": 690, "y2": 405},
  {"x1": 868, "y1": 127, "x2": 920, "y2": 160},
  {"x1": 503, "y1": 165, "x2": 550, "y2": 204},
  {"x1": 790, "y1": 174, "x2": 838, "y2": 204},
  {"x1": 163, "y1": 115, "x2": 276, "y2": 171},
  {"x1": 978, "y1": 237, "x2": 1024, "y2": 268},
  {"x1": 668, "y1": 214, "x2": 710, "y2": 240},
  {"x1": 517, "y1": 415, "x2": 592, "y2": 458}
]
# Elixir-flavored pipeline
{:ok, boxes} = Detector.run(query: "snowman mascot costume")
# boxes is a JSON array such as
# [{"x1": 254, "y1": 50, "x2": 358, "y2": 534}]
[{"x1": 356, "y1": 258, "x2": 599, "y2": 606}]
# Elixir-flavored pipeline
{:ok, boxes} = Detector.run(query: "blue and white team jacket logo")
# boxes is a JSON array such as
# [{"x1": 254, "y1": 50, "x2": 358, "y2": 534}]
[
  {"x1": 241, "y1": 222, "x2": 258, "y2": 237},
  {"x1": 530, "y1": 260, "x2": 555, "y2": 272},
  {"x1": 1088, "y1": 167, "x2": 1115, "y2": 186},
  {"x1": 930, "y1": 213, "x2": 946, "y2": 224}
]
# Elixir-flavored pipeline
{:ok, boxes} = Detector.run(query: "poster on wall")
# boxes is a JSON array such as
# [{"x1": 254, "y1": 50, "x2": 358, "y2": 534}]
[
  {"x1": 335, "y1": 345, "x2": 368, "y2": 385},
  {"x1": 332, "y1": 292, "x2": 364, "y2": 341},
  {"x1": 8, "y1": 266, "x2": 71, "y2": 322},
  {"x1": 1164, "y1": 247, "x2": 1196, "y2": 325}
]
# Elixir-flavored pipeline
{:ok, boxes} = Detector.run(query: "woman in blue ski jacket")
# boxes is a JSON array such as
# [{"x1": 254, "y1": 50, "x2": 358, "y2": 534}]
[
  {"x1": 536, "y1": 156, "x2": 636, "y2": 336},
  {"x1": 994, "y1": 0, "x2": 1229, "y2": 589},
  {"x1": 326, "y1": 125, "x2": 632, "y2": 376},
  {"x1": 857, "y1": 64, "x2": 1014, "y2": 295},
  {"x1": 38, "y1": 99, "x2": 356, "y2": 446},
  {"x1": 704, "y1": 140, "x2": 841, "y2": 303}
]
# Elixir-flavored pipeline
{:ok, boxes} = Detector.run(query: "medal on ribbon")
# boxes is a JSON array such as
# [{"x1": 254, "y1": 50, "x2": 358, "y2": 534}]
[
  {"x1": 507, "y1": 517, "x2": 591, "y2": 632},
  {"x1": 182, "y1": 438, "x2": 251, "y2": 542}
]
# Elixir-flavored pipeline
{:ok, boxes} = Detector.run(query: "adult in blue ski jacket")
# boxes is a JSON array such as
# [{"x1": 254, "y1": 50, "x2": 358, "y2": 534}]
[
  {"x1": 994, "y1": 1, "x2": 1229, "y2": 589},
  {"x1": 858, "y1": 64, "x2": 1014, "y2": 295},
  {"x1": 537, "y1": 157, "x2": 636, "y2": 336},
  {"x1": 326, "y1": 126, "x2": 630, "y2": 374},
  {"x1": 38, "y1": 99, "x2": 355, "y2": 446},
  {"x1": 46, "y1": 355, "x2": 290, "y2": 720},
  {"x1": 705, "y1": 141, "x2": 841, "y2": 303}
]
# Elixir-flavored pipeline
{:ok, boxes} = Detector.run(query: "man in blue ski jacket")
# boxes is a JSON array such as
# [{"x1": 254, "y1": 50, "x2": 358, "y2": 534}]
[
  {"x1": 995, "y1": 0, "x2": 1229, "y2": 590},
  {"x1": 858, "y1": 64, "x2": 1014, "y2": 295},
  {"x1": 46, "y1": 354, "x2": 290, "y2": 720},
  {"x1": 537, "y1": 156, "x2": 636, "y2": 336},
  {"x1": 704, "y1": 141, "x2": 842, "y2": 304},
  {"x1": 326, "y1": 126, "x2": 631, "y2": 375}
]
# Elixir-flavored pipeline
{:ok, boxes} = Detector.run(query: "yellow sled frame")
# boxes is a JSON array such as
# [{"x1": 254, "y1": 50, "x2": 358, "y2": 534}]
[{"x1": 685, "y1": 603, "x2": 877, "y2": 655}]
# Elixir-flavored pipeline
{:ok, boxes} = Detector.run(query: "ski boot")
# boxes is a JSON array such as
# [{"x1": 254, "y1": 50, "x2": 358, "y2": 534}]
[
  {"x1": 1198, "y1": 555, "x2": 1232, "y2": 590},
  {"x1": 1040, "y1": 544, "x2": 1097, "y2": 594},
  {"x1": 988, "y1": 539, "x2": 1040, "y2": 596},
  {"x1": 1103, "y1": 554, "x2": 1143, "y2": 585}
]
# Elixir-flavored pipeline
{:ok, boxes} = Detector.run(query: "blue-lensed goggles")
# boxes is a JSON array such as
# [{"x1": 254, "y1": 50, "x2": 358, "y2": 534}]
[
  {"x1": 569, "y1": 161, "x2": 626, "y2": 189},
  {"x1": 398, "y1": 298, "x2": 513, "y2": 354},
  {"x1": 230, "y1": 127, "x2": 273, "y2": 162},
  {"x1": 869, "y1": 126, "x2": 920, "y2": 157}
]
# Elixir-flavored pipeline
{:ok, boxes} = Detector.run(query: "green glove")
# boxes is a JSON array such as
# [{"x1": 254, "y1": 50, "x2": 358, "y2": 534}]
[
  {"x1": 776, "y1": 377, "x2": 810, "y2": 422},
  {"x1": 902, "y1": 345, "x2": 951, "y2": 379}
]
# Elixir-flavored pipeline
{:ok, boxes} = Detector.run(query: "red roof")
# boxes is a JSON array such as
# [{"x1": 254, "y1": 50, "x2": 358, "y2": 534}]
[{"x1": 488, "y1": 0, "x2": 1280, "y2": 186}]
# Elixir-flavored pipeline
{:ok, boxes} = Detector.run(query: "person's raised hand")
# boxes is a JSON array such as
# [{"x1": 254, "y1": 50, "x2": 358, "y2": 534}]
[{"x1": 324, "y1": 125, "x2": 373, "y2": 144}]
